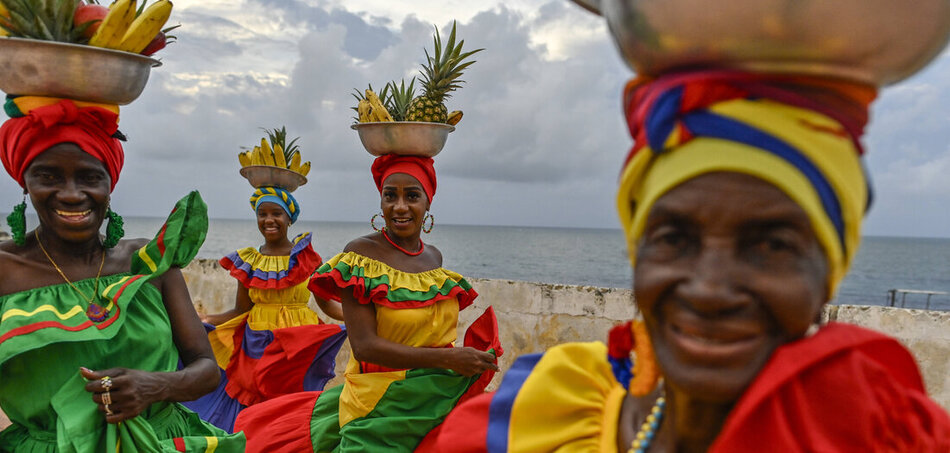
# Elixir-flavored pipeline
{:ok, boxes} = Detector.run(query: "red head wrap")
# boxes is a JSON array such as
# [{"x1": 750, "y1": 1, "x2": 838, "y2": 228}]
[
  {"x1": 371, "y1": 155, "x2": 437, "y2": 203},
  {"x1": 0, "y1": 100, "x2": 124, "y2": 191}
]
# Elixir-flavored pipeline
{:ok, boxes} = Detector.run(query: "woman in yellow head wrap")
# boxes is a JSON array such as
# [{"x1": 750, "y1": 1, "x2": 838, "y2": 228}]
[{"x1": 424, "y1": 71, "x2": 950, "y2": 452}]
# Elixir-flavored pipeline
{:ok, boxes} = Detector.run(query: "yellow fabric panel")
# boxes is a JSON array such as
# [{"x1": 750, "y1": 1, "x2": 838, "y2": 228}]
[
  {"x1": 338, "y1": 370, "x2": 407, "y2": 427},
  {"x1": 208, "y1": 313, "x2": 248, "y2": 369},
  {"x1": 508, "y1": 342, "x2": 625, "y2": 452},
  {"x1": 328, "y1": 252, "x2": 464, "y2": 292},
  {"x1": 342, "y1": 301, "x2": 459, "y2": 377}
]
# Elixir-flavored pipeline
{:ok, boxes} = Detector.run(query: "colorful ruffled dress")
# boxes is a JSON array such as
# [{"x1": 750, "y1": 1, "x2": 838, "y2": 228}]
[
  {"x1": 233, "y1": 251, "x2": 502, "y2": 452},
  {"x1": 0, "y1": 192, "x2": 245, "y2": 452},
  {"x1": 183, "y1": 233, "x2": 347, "y2": 433},
  {"x1": 429, "y1": 323, "x2": 950, "y2": 452}
]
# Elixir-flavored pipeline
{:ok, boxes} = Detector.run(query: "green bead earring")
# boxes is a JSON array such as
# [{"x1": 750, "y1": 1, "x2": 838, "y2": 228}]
[
  {"x1": 103, "y1": 207, "x2": 124, "y2": 249},
  {"x1": 6, "y1": 195, "x2": 27, "y2": 246}
]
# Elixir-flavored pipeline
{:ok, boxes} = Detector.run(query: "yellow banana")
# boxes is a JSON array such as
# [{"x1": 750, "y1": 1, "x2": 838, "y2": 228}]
[
  {"x1": 116, "y1": 0, "x2": 173, "y2": 54},
  {"x1": 447, "y1": 110, "x2": 463, "y2": 126},
  {"x1": 357, "y1": 100, "x2": 372, "y2": 122},
  {"x1": 274, "y1": 144, "x2": 286, "y2": 168},
  {"x1": 260, "y1": 138, "x2": 276, "y2": 166},
  {"x1": 365, "y1": 89, "x2": 392, "y2": 121},
  {"x1": 89, "y1": 0, "x2": 138, "y2": 49},
  {"x1": 298, "y1": 162, "x2": 311, "y2": 177},
  {"x1": 238, "y1": 151, "x2": 250, "y2": 167},
  {"x1": 289, "y1": 152, "x2": 301, "y2": 173},
  {"x1": 249, "y1": 146, "x2": 263, "y2": 166}
]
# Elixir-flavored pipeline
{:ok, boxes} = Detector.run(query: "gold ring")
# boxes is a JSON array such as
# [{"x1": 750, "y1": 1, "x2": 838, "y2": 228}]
[
  {"x1": 100, "y1": 376, "x2": 113, "y2": 391},
  {"x1": 101, "y1": 391, "x2": 112, "y2": 405},
  {"x1": 104, "y1": 403, "x2": 113, "y2": 415}
]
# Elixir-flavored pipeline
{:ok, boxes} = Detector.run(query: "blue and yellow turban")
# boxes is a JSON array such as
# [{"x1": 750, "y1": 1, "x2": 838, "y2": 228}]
[
  {"x1": 250, "y1": 187, "x2": 300, "y2": 224},
  {"x1": 617, "y1": 71, "x2": 877, "y2": 295}
]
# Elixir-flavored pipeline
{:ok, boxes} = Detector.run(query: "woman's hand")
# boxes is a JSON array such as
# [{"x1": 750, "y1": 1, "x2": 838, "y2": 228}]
[
  {"x1": 80, "y1": 366, "x2": 169, "y2": 424},
  {"x1": 444, "y1": 347, "x2": 499, "y2": 377}
]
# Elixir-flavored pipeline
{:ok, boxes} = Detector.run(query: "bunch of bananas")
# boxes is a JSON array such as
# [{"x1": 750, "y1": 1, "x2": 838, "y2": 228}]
[
  {"x1": 89, "y1": 0, "x2": 172, "y2": 54},
  {"x1": 238, "y1": 131, "x2": 311, "y2": 177},
  {"x1": 356, "y1": 88, "x2": 393, "y2": 122}
]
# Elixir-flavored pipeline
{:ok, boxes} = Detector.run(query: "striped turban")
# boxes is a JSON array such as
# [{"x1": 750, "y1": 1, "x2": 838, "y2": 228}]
[
  {"x1": 617, "y1": 71, "x2": 877, "y2": 296},
  {"x1": 250, "y1": 187, "x2": 300, "y2": 224}
]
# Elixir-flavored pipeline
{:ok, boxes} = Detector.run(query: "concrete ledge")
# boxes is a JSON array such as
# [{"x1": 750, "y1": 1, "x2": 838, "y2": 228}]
[{"x1": 2, "y1": 260, "x2": 945, "y2": 431}]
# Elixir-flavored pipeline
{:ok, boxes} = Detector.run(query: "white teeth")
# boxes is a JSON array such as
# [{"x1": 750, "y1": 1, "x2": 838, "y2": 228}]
[{"x1": 56, "y1": 209, "x2": 91, "y2": 217}]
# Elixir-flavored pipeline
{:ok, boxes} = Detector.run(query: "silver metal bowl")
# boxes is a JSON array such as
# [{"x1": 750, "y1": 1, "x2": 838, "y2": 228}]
[
  {"x1": 571, "y1": 0, "x2": 950, "y2": 86},
  {"x1": 0, "y1": 38, "x2": 160, "y2": 104},
  {"x1": 351, "y1": 122, "x2": 455, "y2": 157},
  {"x1": 239, "y1": 166, "x2": 308, "y2": 193}
]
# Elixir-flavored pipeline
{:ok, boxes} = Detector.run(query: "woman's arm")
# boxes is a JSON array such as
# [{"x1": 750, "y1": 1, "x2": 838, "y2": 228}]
[
  {"x1": 82, "y1": 267, "x2": 221, "y2": 423},
  {"x1": 202, "y1": 281, "x2": 253, "y2": 325},
  {"x1": 342, "y1": 292, "x2": 498, "y2": 376},
  {"x1": 315, "y1": 295, "x2": 344, "y2": 321}
]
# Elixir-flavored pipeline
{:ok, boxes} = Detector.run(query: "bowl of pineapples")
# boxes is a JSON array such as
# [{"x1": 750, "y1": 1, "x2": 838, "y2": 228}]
[
  {"x1": 238, "y1": 127, "x2": 311, "y2": 192},
  {"x1": 351, "y1": 22, "x2": 478, "y2": 157},
  {"x1": 0, "y1": 0, "x2": 173, "y2": 104}
]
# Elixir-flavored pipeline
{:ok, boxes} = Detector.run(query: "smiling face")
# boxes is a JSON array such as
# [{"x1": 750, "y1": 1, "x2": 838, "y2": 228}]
[
  {"x1": 256, "y1": 202, "x2": 290, "y2": 242},
  {"x1": 633, "y1": 172, "x2": 829, "y2": 403},
  {"x1": 23, "y1": 143, "x2": 111, "y2": 244},
  {"x1": 381, "y1": 172, "x2": 430, "y2": 238}
]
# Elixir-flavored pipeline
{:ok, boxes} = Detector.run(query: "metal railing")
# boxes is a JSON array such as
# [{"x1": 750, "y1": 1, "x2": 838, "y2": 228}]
[{"x1": 886, "y1": 289, "x2": 948, "y2": 310}]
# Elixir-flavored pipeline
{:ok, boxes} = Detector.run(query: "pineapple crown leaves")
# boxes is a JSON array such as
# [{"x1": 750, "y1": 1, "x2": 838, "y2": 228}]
[
  {"x1": 417, "y1": 21, "x2": 484, "y2": 101},
  {"x1": 261, "y1": 126, "x2": 301, "y2": 163},
  {"x1": 0, "y1": 0, "x2": 91, "y2": 42},
  {"x1": 385, "y1": 77, "x2": 416, "y2": 121}
]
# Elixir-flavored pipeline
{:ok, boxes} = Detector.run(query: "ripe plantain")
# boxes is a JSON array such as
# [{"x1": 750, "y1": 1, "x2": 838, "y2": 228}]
[
  {"x1": 298, "y1": 162, "x2": 311, "y2": 177},
  {"x1": 273, "y1": 144, "x2": 286, "y2": 168},
  {"x1": 365, "y1": 89, "x2": 392, "y2": 122},
  {"x1": 260, "y1": 138, "x2": 276, "y2": 166},
  {"x1": 249, "y1": 146, "x2": 263, "y2": 166},
  {"x1": 357, "y1": 99, "x2": 373, "y2": 122},
  {"x1": 89, "y1": 0, "x2": 137, "y2": 49},
  {"x1": 238, "y1": 151, "x2": 251, "y2": 167},
  {"x1": 446, "y1": 110, "x2": 463, "y2": 126},
  {"x1": 116, "y1": 0, "x2": 173, "y2": 54},
  {"x1": 288, "y1": 151, "x2": 301, "y2": 173}
]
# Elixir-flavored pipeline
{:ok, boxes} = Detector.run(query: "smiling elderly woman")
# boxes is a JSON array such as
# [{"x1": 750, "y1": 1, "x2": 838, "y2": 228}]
[
  {"x1": 428, "y1": 72, "x2": 950, "y2": 452},
  {"x1": 0, "y1": 97, "x2": 244, "y2": 451}
]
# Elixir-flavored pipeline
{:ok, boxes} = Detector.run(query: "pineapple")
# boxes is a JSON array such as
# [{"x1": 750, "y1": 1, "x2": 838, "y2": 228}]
[
  {"x1": 0, "y1": 0, "x2": 91, "y2": 43},
  {"x1": 385, "y1": 77, "x2": 416, "y2": 121},
  {"x1": 405, "y1": 21, "x2": 483, "y2": 123}
]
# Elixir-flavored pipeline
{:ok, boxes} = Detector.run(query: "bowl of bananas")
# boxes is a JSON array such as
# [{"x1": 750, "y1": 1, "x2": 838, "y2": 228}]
[
  {"x1": 0, "y1": 38, "x2": 159, "y2": 104},
  {"x1": 238, "y1": 127, "x2": 311, "y2": 192}
]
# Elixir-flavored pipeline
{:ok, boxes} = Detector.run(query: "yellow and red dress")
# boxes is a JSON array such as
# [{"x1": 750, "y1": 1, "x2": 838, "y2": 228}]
[
  {"x1": 429, "y1": 323, "x2": 950, "y2": 452},
  {"x1": 233, "y1": 251, "x2": 502, "y2": 452},
  {"x1": 183, "y1": 233, "x2": 347, "y2": 433}
]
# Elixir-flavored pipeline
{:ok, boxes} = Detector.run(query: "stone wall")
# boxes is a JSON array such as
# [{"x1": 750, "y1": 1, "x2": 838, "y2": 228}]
[
  {"x1": 1, "y1": 260, "x2": 945, "y2": 430},
  {"x1": 182, "y1": 259, "x2": 950, "y2": 410}
]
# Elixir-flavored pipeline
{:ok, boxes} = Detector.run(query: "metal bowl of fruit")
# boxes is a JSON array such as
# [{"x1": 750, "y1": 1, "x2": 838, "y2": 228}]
[
  {"x1": 240, "y1": 166, "x2": 308, "y2": 192},
  {"x1": 351, "y1": 122, "x2": 455, "y2": 157},
  {"x1": 0, "y1": 37, "x2": 160, "y2": 104},
  {"x1": 571, "y1": 0, "x2": 950, "y2": 86}
]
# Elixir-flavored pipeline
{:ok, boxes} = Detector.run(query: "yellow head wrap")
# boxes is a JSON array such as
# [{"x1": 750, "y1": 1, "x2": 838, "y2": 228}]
[{"x1": 617, "y1": 72, "x2": 876, "y2": 295}]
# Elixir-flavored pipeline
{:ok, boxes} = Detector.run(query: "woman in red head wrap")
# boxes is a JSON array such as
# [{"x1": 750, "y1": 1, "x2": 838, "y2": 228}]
[
  {"x1": 233, "y1": 154, "x2": 502, "y2": 452},
  {"x1": 0, "y1": 97, "x2": 244, "y2": 451}
]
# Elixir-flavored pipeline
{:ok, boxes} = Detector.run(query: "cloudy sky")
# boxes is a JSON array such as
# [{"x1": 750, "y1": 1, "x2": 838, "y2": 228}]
[{"x1": 2, "y1": 0, "x2": 949, "y2": 238}]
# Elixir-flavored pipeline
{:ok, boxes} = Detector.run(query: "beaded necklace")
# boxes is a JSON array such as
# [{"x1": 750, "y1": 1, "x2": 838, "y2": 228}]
[
  {"x1": 35, "y1": 230, "x2": 110, "y2": 322},
  {"x1": 381, "y1": 230, "x2": 424, "y2": 256},
  {"x1": 628, "y1": 393, "x2": 666, "y2": 453}
]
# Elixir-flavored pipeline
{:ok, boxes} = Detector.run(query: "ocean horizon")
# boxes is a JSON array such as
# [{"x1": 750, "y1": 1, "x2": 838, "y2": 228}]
[{"x1": 5, "y1": 215, "x2": 948, "y2": 311}]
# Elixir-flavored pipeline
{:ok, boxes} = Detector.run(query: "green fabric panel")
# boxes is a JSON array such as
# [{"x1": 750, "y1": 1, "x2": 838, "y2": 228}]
[
  {"x1": 310, "y1": 385, "x2": 344, "y2": 453},
  {"x1": 129, "y1": 190, "x2": 208, "y2": 276},
  {"x1": 334, "y1": 369, "x2": 476, "y2": 452}
]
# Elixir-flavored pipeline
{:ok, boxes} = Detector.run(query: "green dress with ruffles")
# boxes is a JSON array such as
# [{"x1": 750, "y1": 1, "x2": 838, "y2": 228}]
[{"x1": 0, "y1": 192, "x2": 245, "y2": 452}]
